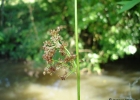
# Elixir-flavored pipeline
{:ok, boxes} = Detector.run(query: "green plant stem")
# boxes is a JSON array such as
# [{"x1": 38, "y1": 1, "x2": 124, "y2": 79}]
[
  {"x1": 64, "y1": 47, "x2": 77, "y2": 69},
  {"x1": 74, "y1": 0, "x2": 80, "y2": 100}
]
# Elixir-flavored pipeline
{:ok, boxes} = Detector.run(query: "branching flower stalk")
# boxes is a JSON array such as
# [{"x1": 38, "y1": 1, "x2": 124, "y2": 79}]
[
  {"x1": 42, "y1": 26, "x2": 77, "y2": 80},
  {"x1": 42, "y1": 0, "x2": 80, "y2": 99}
]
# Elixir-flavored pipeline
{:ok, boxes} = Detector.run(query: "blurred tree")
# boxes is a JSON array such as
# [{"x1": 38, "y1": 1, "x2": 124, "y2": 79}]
[{"x1": 0, "y1": 0, "x2": 140, "y2": 71}]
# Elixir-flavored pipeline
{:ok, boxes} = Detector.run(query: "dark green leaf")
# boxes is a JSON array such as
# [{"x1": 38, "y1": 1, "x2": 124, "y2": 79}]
[{"x1": 118, "y1": 0, "x2": 140, "y2": 13}]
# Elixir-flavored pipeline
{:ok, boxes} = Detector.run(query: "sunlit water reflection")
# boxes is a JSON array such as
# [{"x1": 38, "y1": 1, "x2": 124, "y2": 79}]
[{"x1": 0, "y1": 60, "x2": 140, "y2": 100}]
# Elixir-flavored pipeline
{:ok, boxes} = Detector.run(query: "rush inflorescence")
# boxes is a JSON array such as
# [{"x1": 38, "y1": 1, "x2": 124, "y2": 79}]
[{"x1": 42, "y1": 26, "x2": 76, "y2": 80}]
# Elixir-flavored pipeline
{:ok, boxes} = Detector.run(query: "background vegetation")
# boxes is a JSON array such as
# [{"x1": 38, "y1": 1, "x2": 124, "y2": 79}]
[{"x1": 0, "y1": 0, "x2": 140, "y2": 72}]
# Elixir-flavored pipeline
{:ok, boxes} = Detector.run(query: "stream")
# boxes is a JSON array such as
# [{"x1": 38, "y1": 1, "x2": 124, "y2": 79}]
[{"x1": 0, "y1": 59, "x2": 140, "y2": 100}]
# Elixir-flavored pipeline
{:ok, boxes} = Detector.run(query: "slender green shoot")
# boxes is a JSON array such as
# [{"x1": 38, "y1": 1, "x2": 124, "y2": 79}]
[{"x1": 74, "y1": 0, "x2": 80, "y2": 100}]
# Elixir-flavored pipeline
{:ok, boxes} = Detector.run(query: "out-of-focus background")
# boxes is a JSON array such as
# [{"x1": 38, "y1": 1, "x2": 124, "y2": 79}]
[{"x1": 0, "y1": 0, "x2": 140, "y2": 100}]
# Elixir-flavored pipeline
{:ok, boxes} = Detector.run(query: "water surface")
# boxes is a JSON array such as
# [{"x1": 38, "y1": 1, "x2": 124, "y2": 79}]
[{"x1": 0, "y1": 60, "x2": 140, "y2": 100}]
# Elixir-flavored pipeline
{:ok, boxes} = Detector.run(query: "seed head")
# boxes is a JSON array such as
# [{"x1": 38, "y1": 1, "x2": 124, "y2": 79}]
[{"x1": 42, "y1": 26, "x2": 76, "y2": 80}]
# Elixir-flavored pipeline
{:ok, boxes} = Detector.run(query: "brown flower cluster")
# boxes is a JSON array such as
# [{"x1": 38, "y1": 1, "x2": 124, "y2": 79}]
[{"x1": 42, "y1": 26, "x2": 76, "y2": 80}]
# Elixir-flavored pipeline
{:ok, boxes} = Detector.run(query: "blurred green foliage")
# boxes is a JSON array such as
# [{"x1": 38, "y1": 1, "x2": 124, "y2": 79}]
[{"x1": 0, "y1": 0, "x2": 140, "y2": 71}]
